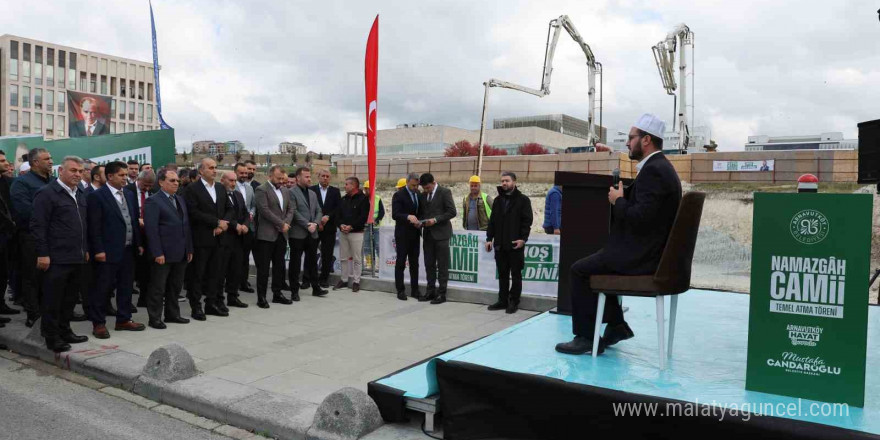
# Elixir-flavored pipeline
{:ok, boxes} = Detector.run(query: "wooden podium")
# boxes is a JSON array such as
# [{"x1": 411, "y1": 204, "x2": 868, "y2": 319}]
[{"x1": 554, "y1": 171, "x2": 631, "y2": 315}]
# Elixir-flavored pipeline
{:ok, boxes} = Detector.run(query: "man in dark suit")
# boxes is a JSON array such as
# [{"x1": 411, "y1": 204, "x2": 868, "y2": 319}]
[
  {"x1": 246, "y1": 160, "x2": 260, "y2": 191},
  {"x1": 127, "y1": 170, "x2": 157, "y2": 312},
  {"x1": 418, "y1": 173, "x2": 457, "y2": 304},
  {"x1": 86, "y1": 164, "x2": 104, "y2": 194},
  {"x1": 0, "y1": 151, "x2": 17, "y2": 320},
  {"x1": 556, "y1": 113, "x2": 682, "y2": 355},
  {"x1": 234, "y1": 163, "x2": 256, "y2": 293},
  {"x1": 288, "y1": 167, "x2": 328, "y2": 300},
  {"x1": 254, "y1": 165, "x2": 295, "y2": 308},
  {"x1": 391, "y1": 173, "x2": 423, "y2": 301},
  {"x1": 219, "y1": 171, "x2": 250, "y2": 308},
  {"x1": 185, "y1": 158, "x2": 235, "y2": 319},
  {"x1": 485, "y1": 172, "x2": 533, "y2": 315},
  {"x1": 310, "y1": 168, "x2": 341, "y2": 288},
  {"x1": 86, "y1": 161, "x2": 146, "y2": 339},
  {"x1": 143, "y1": 169, "x2": 193, "y2": 329},
  {"x1": 31, "y1": 156, "x2": 91, "y2": 353}
]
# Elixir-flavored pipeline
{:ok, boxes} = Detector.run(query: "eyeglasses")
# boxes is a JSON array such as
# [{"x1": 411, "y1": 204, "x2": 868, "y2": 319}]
[{"x1": 166, "y1": 179, "x2": 179, "y2": 183}]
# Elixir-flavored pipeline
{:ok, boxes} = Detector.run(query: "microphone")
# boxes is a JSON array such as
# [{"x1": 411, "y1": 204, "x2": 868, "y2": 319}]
[{"x1": 612, "y1": 168, "x2": 620, "y2": 187}]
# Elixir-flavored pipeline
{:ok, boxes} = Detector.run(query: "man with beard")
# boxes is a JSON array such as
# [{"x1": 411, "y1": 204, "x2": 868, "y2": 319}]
[
  {"x1": 555, "y1": 113, "x2": 681, "y2": 356},
  {"x1": 309, "y1": 168, "x2": 341, "y2": 288},
  {"x1": 485, "y1": 171, "x2": 533, "y2": 314},
  {"x1": 234, "y1": 163, "x2": 256, "y2": 294},
  {"x1": 220, "y1": 171, "x2": 250, "y2": 308}
]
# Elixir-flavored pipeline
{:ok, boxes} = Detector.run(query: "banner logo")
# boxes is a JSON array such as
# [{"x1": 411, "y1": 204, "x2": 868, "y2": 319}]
[
  {"x1": 787, "y1": 324, "x2": 822, "y2": 347},
  {"x1": 769, "y1": 255, "x2": 846, "y2": 319},
  {"x1": 790, "y1": 210, "x2": 829, "y2": 245},
  {"x1": 766, "y1": 352, "x2": 841, "y2": 377}
]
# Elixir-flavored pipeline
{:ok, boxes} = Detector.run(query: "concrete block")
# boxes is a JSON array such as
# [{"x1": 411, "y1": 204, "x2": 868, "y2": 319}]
[
  {"x1": 160, "y1": 375, "x2": 263, "y2": 423},
  {"x1": 133, "y1": 375, "x2": 169, "y2": 402},
  {"x1": 76, "y1": 351, "x2": 147, "y2": 390},
  {"x1": 227, "y1": 392, "x2": 318, "y2": 440},
  {"x1": 152, "y1": 404, "x2": 222, "y2": 431},
  {"x1": 142, "y1": 343, "x2": 198, "y2": 382},
  {"x1": 306, "y1": 387, "x2": 383, "y2": 440},
  {"x1": 213, "y1": 424, "x2": 261, "y2": 440}
]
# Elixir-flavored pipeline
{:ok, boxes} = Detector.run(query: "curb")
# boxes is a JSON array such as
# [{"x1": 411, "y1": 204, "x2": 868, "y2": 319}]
[{"x1": 0, "y1": 320, "x2": 320, "y2": 440}]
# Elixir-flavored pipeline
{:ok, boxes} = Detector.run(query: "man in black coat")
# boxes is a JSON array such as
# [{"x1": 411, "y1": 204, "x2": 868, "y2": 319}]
[
  {"x1": 86, "y1": 161, "x2": 146, "y2": 339},
  {"x1": 485, "y1": 171, "x2": 533, "y2": 314},
  {"x1": 143, "y1": 169, "x2": 193, "y2": 329},
  {"x1": 310, "y1": 168, "x2": 341, "y2": 288},
  {"x1": 556, "y1": 113, "x2": 682, "y2": 356},
  {"x1": 219, "y1": 171, "x2": 250, "y2": 308},
  {"x1": 31, "y1": 156, "x2": 91, "y2": 353},
  {"x1": 417, "y1": 173, "x2": 457, "y2": 304},
  {"x1": 391, "y1": 173, "x2": 423, "y2": 301},
  {"x1": 184, "y1": 158, "x2": 235, "y2": 320},
  {"x1": 0, "y1": 151, "x2": 17, "y2": 320}
]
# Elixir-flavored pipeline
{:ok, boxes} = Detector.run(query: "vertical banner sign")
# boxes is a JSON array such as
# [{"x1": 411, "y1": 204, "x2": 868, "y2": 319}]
[
  {"x1": 364, "y1": 15, "x2": 379, "y2": 223},
  {"x1": 746, "y1": 193, "x2": 872, "y2": 407},
  {"x1": 150, "y1": 1, "x2": 172, "y2": 130}
]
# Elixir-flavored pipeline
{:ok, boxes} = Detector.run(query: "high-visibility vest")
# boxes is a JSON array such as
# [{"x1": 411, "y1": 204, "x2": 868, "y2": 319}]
[
  {"x1": 480, "y1": 192, "x2": 492, "y2": 219},
  {"x1": 373, "y1": 196, "x2": 383, "y2": 226}
]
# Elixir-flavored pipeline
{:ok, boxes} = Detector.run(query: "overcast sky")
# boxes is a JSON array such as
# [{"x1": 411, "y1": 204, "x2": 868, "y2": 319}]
[{"x1": 6, "y1": 0, "x2": 879, "y2": 153}]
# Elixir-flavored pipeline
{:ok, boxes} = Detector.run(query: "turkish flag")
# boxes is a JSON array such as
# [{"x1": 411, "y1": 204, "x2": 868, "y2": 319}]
[{"x1": 365, "y1": 15, "x2": 379, "y2": 224}]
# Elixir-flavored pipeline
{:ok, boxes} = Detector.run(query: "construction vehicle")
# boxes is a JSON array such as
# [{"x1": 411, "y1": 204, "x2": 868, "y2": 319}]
[
  {"x1": 652, "y1": 24, "x2": 694, "y2": 153},
  {"x1": 476, "y1": 15, "x2": 603, "y2": 174}
]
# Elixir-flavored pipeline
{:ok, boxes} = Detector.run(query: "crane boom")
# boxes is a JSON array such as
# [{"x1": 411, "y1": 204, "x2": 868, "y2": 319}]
[
  {"x1": 476, "y1": 15, "x2": 602, "y2": 175},
  {"x1": 652, "y1": 24, "x2": 693, "y2": 152}
]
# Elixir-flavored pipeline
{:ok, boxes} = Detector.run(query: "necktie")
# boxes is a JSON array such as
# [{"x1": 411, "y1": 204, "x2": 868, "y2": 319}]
[
  {"x1": 88, "y1": 126, "x2": 94, "y2": 136},
  {"x1": 139, "y1": 190, "x2": 146, "y2": 218},
  {"x1": 169, "y1": 194, "x2": 177, "y2": 210},
  {"x1": 428, "y1": 192, "x2": 433, "y2": 203},
  {"x1": 411, "y1": 191, "x2": 418, "y2": 210},
  {"x1": 116, "y1": 190, "x2": 125, "y2": 206}
]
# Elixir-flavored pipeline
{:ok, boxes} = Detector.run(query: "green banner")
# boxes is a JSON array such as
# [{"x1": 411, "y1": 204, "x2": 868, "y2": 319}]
[
  {"x1": 449, "y1": 233, "x2": 480, "y2": 283},
  {"x1": 493, "y1": 243, "x2": 559, "y2": 282},
  {"x1": 746, "y1": 193, "x2": 872, "y2": 407},
  {"x1": 1, "y1": 129, "x2": 176, "y2": 172}
]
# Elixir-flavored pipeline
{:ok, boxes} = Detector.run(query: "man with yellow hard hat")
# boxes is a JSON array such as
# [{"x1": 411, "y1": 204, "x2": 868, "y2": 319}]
[{"x1": 462, "y1": 175, "x2": 493, "y2": 231}]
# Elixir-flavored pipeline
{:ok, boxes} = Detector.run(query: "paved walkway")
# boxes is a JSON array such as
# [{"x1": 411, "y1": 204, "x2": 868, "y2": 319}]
[{"x1": 23, "y1": 278, "x2": 536, "y2": 406}]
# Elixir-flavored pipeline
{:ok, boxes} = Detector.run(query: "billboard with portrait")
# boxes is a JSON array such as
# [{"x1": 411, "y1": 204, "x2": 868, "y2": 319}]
[{"x1": 67, "y1": 91, "x2": 113, "y2": 138}]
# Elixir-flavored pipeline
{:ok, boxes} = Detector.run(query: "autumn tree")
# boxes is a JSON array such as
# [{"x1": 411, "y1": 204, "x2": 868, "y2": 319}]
[
  {"x1": 517, "y1": 143, "x2": 549, "y2": 155},
  {"x1": 444, "y1": 140, "x2": 507, "y2": 157}
]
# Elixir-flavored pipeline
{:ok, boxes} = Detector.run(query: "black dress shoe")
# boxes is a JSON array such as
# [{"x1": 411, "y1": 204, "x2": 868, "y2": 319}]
[
  {"x1": 70, "y1": 313, "x2": 88, "y2": 322},
  {"x1": 417, "y1": 295, "x2": 430, "y2": 302},
  {"x1": 312, "y1": 288, "x2": 328, "y2": 297},
  {"x1": 149, "y1": 320, "x2": 167, "y2": 330},
  {"x1": 555, "y1": 336, "x2": 605, "y2": 355},
  {"x1": 300, "y1": 281, "x2": 309, "y2": 290},
  {"x1": 487, "y1": 301, "x2": 508, "y2": 311},
  {"x1": 424, "y1": 290, "x2": 437, "y2": 302},
  {"x1": 240, "y1": 285, "x2": 255, "y2": 293},
  {"x1": 281, "y1": 283, "x2": 292, "y2": 291},
  {"x1": 227, "y1": 297, "x2": 249, "y2": 308},
  {"x1": 191, "y1": 305, "x2": 207, "y2": 321},
  {"x1": 257, "y1": 299, "x2": 270, "y2": 309},
  {"x1": 216, "y1": 301, "x2": 230, "y2": 313},
  {"x1": 0, "y1": 303, "x2": 21, "y2": 315},
  {"x1": 25, "y1": 315, "x2": 38, "y2": 328},
  {"x1": 430, "y1": 295, "x2": 446, "y2": 305},
  {"x1": 319, "y1": 281, "x2": 330, "y2": 289},
  {"x1": 272, "y1": 295, "x2": 293, "y2": 305},
  {"x1": 132, "y1": 287, "x2": 140, "y2": 295},
  {"x1": 506, "y1": 302, "x2": 519, "y2": 314},
  {"x1": 397, "y1": 292, "x2": 408, "y2": 301},
  {"x1": 204, "y1": 304, "x2": 229, "y2": 317},
  {"x1": 333, "y1": 280, "x2": 348, "y2": 290},
  {"x1": 46, "y1": 338, "x2": 71, "y2": 353},
  {"x1": 61, "y1": 332, "x2": 89, "y2": 344},
  {"x1": 291, "y1": 291, "x2": 301, "y2": 302},
  {"x1": 603, "y1": 322, "x2": 635, "y2": 346},
  {"x1": 131, "y1": 306, "x2": 139, "y2": 314},
  {"x1": 164, "y1": 316, "x2": 190, "y2": 324},
  {"x1": 410, "y1": 290, "x2": 421, "y2": 299}
]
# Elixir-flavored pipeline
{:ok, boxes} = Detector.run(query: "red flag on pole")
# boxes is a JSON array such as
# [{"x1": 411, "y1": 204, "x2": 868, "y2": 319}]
[{"x1": 365, "y1": 15, "x2": 379, "y2": 224}]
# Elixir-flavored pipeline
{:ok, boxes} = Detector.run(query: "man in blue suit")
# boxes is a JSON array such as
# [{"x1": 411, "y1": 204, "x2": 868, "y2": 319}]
[
  {"x1": 143, "y1": 169, "x2": 193, "y2": 329},
  {"x1": 86, "y1": 161, "x2": 146, "y2": 339}
]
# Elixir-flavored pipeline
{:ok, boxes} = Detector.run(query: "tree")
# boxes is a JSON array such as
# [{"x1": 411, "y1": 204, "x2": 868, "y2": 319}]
[
  {"x1": 181, "y1": 151, "x2": 189, "y2": 163},
  {"x1": 444, "y1": 140, "x2": 507, "y2": 157},
  {"x1": 216, "y1": 153, "x2": 225, "y2": 164},
  {"x1": 234, "y1": 151, "x2": 242, "y2": 163},
  {"x1": 250, "y1": 151, "x2": 256, "y2": 161},
  {"x1": 305, "y1": 154, "x2": 312, "y2": 164},
  {"x1": 318, "y1": 153, "x2": 324, "y2": 161},
  {"x1": 291, "y1": 152, "x2": 298, "y2": 165},
  {"x1": 518, "y1": 143, "x2": 549, "y2": 155}
]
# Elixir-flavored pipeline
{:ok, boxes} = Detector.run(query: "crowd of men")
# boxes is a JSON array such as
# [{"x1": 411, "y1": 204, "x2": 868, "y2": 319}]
[{"x1": 0, "y1": 145, "x2": 541, "y2": 353}]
